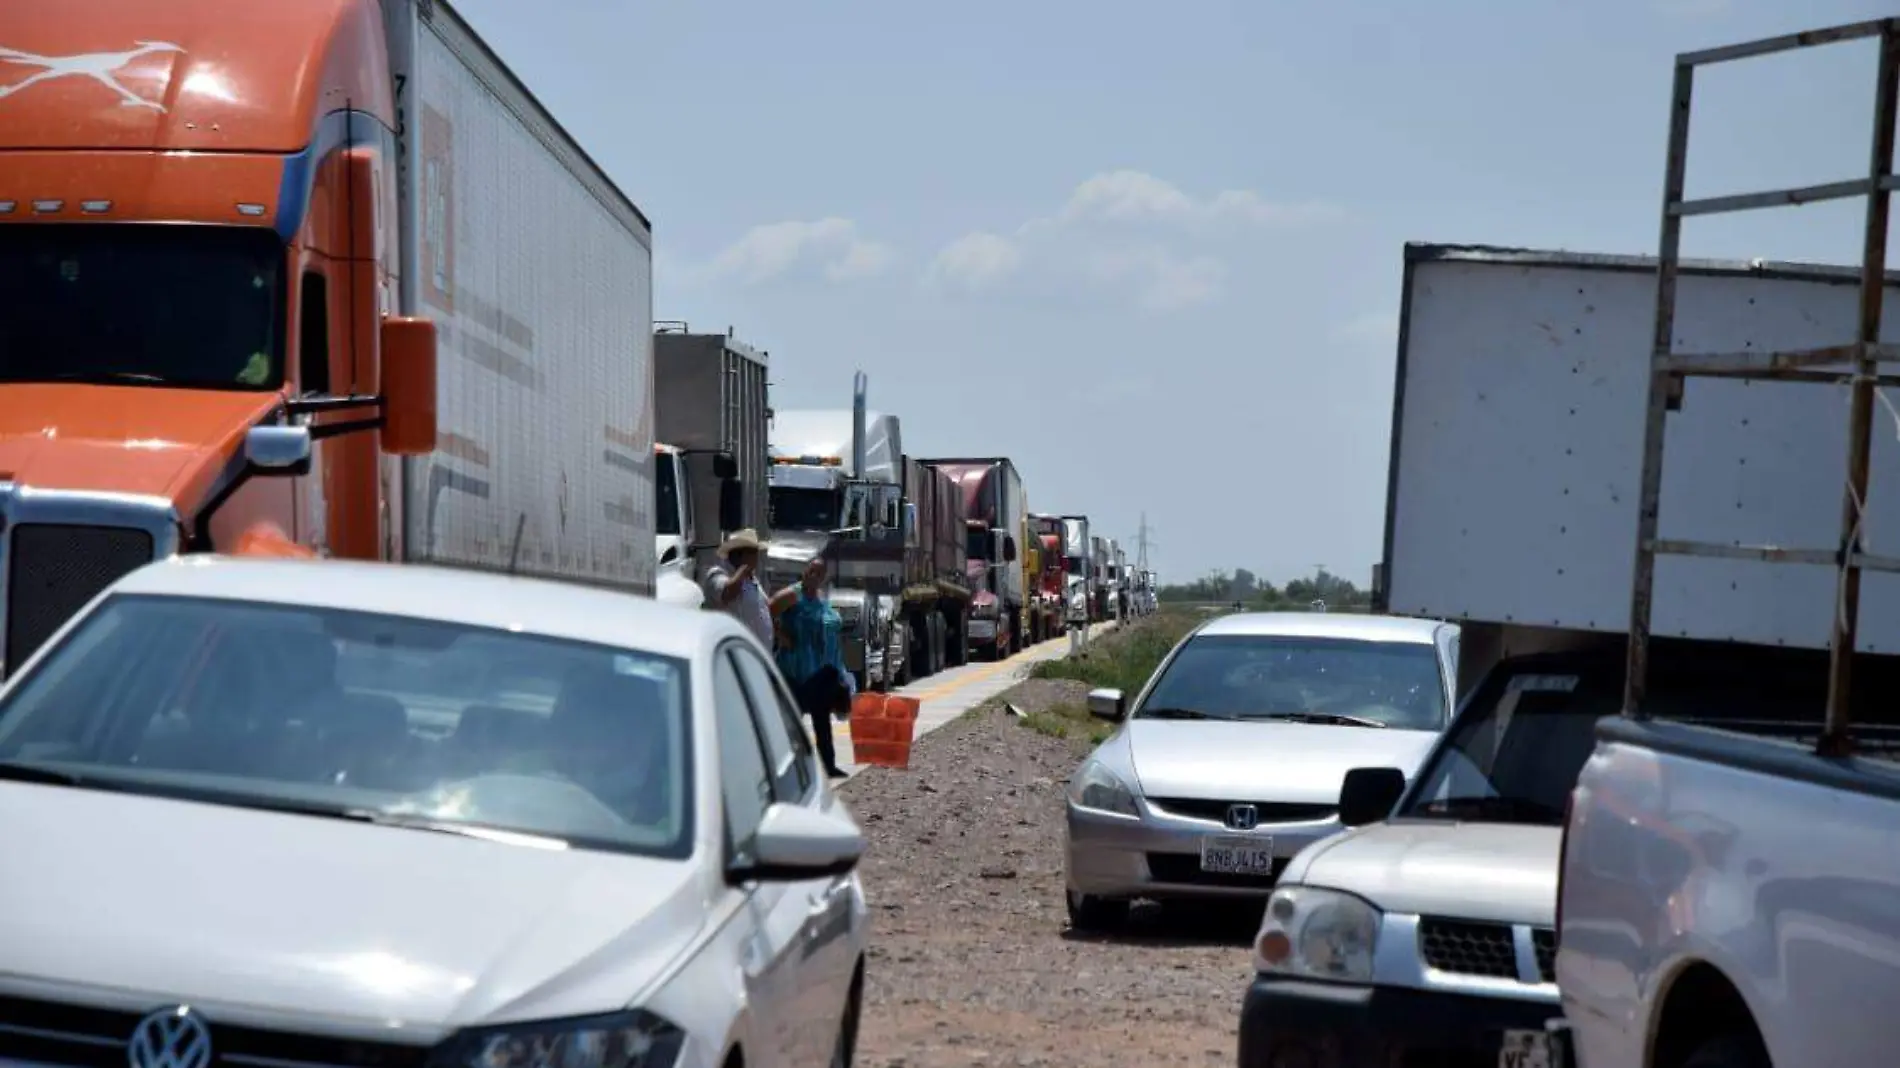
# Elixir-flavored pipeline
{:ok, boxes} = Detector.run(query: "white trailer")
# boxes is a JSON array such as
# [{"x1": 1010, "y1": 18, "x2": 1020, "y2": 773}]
[
  {"x1": 1381, "y1": 243, "x2": 1900, "y2": 682},
  {"x1": 388, "y1": 0, "x2": 655, "y2": 593}
]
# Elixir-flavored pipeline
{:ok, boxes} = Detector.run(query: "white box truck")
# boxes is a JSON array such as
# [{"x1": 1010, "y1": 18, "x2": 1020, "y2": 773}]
[{"x1": 396, "y1": 0, "x2": 656, "y2": 593}]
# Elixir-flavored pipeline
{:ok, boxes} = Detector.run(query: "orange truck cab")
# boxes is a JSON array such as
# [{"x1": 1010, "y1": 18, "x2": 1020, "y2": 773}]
[
  {"x1": 0, "y1": 0, "x2": 441, "y2": 675},
  {"x1": 0, "y1": 0, "x2": 663, "y2": 678}
]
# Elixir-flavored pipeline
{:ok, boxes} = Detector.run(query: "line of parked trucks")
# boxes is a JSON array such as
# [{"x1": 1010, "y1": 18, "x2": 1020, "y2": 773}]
[
  {"x1": 0, "y1": 0, "x2": 1156, "y2": 693},
  {"x1": 652, "y1": 346, "x2": 1158, "y2": 691}
]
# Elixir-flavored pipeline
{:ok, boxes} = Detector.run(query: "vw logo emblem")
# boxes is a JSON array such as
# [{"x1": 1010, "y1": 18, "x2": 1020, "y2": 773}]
[
  {"x1": 127, "y1": 1006, "x2": 213, "y2": 1068},
  {"x1": 1225, "y1": 804, "x2": 1259, "y2": 831}
]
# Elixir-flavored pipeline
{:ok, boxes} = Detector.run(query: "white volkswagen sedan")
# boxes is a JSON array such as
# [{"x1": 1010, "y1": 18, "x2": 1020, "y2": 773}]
[{"x1": 0, "y1": 555, "x2": 867, "y2": 1068}]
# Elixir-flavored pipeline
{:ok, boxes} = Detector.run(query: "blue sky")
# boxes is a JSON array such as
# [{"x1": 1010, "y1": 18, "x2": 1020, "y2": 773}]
[{"x1": 456, "y1": 0, "x2": 1898, "y2": 587}]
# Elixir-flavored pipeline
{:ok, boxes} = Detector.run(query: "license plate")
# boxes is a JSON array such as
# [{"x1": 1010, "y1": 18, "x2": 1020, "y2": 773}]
[
  {"x1": 1499, "y1": 1030, "x2": 1554, "y2": 1068},
  {"x1": 1199, "y1": 834, "x2": 1274, "y2": 875}
]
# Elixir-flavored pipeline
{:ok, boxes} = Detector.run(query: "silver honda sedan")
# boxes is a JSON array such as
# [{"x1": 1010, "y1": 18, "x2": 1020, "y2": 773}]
[{"x1": 1063, "y1": 612, "x2": 1459, "y2": 930}]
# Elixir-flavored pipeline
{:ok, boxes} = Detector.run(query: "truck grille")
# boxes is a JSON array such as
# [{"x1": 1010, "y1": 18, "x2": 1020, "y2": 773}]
[
  {"x1": 6, "y1": 523, "x2": 155, "y2": 671},
  {"x1": 0, "y1": 992, "x2": 428, "y2": 1068},
  {"x1": 1418, "y1": 918, "x2": 1518, "y2": 979}
]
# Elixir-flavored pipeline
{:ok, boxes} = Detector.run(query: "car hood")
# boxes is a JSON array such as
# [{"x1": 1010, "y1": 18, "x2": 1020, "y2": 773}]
[
  {"x1": 1289, "y1": 819, "x2": 1561, "y2": 925},
  {"x1": 0, "y1": 384, "x2": 279, "y2": 505},
  {"x1": 1125, "y1": 719, "x2": 1439, "y2": 804},
  {"x1": 0, "y1": 784, "x2": 707, "y2": 1037}
]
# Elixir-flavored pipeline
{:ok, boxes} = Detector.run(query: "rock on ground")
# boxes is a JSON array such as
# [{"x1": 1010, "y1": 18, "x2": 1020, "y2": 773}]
[{"x1": 840, "y1": 677, "x2": 1258, "y2": 1067}]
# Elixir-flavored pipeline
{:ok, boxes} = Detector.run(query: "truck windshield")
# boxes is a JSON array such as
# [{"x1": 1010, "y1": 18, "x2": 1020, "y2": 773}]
[
  {"x1": 1066, "y1": 557, "x2": 1084, "y2": 575},
  {"x1": 0, "y1": 224, "x2": 285, "y2": 391},
  {"x1": 769, "y1": 487, "x2": 839, "y2": 532},
  {"x1": 965, "y1": 529, "x2": 988, "y2": 561},
  {"x1": 0, "y1": 593, "x2": 693, "y2": 857},
  {"x1": 655, "y1": 454, "x2": 682, "y2": 536},
  {"x1": 1136, "y1": 633, "x2": 1446, "y2": 730}
]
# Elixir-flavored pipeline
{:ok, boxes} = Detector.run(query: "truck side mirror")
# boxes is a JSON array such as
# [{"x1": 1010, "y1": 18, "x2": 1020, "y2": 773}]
[
  {"x1": 718, "y1": 478, "x2": 744, "y2": 533},
  {"x1": 1003, "y1": 534, "x2": 1018, "y2": 564},
  {"x1": 244, "y1": 425, "x2": 313, "y2": 477},
  {"x1": 711, "y1": 451, "x2": 739, "y2": 480},
  {"x1": 379, "y1": 317, "x2": 438, "y2": 456}
]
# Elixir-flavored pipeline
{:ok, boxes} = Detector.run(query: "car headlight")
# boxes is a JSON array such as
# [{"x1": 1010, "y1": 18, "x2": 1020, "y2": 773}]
[
  {"x1": 1252, "y1": 886, "x2": 1381, "y2": 982},
  {"x1": 430, "y1": 1010, "x2": 685, "y2": 1068},
  {"x1": 1068, "y1": 760, "x2": 1139, "y2": 817}
]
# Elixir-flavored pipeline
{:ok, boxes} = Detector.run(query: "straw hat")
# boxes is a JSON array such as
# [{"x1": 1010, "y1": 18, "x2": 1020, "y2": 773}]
[{"x1": 719, "y1": 528, "x2": 765, "y2": 556}]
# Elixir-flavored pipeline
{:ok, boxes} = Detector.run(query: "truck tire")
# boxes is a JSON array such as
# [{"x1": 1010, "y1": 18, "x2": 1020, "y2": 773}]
[{"x1": 1680, "y1": 1035, "x2": 1770, "y2": 1068}]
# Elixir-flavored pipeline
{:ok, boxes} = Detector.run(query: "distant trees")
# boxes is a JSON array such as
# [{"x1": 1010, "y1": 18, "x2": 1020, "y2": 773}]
[{"x1": 1157, "y1": 568, "x2": 1372, "y2": 610}]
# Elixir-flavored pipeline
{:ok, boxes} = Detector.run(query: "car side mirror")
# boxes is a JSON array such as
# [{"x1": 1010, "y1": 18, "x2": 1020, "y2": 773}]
[
  {"x1": 727, "y1": 802, "x2": 865, "y2": 884},
  {"x1": 1339, "y1": 767, "x2": 1408, "y2": 828},
  {"x1": 244, "y1": 425, "x2": 313, "y2": 476},
  {"x1": 718, "y1": 478, "x2": 744, "y2": 532},
  {"x1": 1087, "y1": 687, "x2": 1126, "y2": 723},
  {"x1": 379, "y1": 316, "x2": 438, "y2": 456}
]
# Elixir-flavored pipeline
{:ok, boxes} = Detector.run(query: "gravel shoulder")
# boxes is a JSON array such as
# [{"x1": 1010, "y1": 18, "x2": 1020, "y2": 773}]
[{"x1": 841, "y1": 622, "x2": 1258, "y2": 1067}]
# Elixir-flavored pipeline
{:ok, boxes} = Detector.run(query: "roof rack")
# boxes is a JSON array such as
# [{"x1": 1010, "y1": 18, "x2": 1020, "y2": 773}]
[{"x1": 1623, "y1": 18, "x2": 1900, "y2": 757}]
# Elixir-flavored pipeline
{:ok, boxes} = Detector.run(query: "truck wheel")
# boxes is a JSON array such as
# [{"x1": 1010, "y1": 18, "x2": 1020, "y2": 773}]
[
  {"x1": 1680, "y1": 1035, "x2": 1770, "y2": 1068},
  {"x1": 1065, "y1": 889, "x2": 1129, "y2": 932}
]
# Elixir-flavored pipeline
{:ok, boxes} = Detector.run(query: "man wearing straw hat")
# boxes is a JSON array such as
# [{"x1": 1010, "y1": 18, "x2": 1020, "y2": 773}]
[{"x1": 702, "y1": 528, "x2": 775, "y2": 648}]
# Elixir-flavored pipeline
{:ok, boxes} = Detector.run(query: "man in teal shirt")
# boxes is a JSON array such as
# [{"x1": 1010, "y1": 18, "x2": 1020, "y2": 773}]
[{"x1": 773, "y1": 556, "x2": 854, "y2": 778}]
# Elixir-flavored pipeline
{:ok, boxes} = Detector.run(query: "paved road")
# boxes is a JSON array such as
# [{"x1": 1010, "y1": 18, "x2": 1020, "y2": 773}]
[{"x1": 832, "y1": 622, "x2": 1117, "y2": 776}]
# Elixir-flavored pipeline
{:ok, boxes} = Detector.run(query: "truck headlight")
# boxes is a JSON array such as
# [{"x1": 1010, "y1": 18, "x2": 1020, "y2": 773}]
[
  {"x1": 1068, "y1": 759, "x2": 1139, "y2": 817},
  {"x1": 1253, "y1": 886, "x2": 1380, "y2": 982},
  {"x1": 430, "y1": 1010, "x2": 685, "y2": 1068}
]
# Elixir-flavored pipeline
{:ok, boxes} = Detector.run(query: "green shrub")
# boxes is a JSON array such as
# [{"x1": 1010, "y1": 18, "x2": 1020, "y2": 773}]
[{"x1": 1031, "y1": 611, "x2": 1202, "y2": 696}]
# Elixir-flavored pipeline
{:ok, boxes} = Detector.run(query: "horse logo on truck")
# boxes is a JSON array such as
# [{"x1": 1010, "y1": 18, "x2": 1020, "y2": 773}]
[{"x1": 0, "y1": 41, "x2": 183, "y2": 112}]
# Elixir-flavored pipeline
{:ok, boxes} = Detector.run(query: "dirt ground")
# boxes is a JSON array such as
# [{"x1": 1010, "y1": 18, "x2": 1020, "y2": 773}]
[{"x1": 840, "y1": 674, "x2": 1259, "y2": 1068}]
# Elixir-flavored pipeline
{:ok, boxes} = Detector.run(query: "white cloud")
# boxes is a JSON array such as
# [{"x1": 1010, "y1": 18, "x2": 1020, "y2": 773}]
[
  {"x1": 928, "y1": 231, "x2": 1023, "y2": 289},
  {"x1": 698, "y1": 217, "x2": 894, "y2": 285},
  {"x1": 1058, "y1": 170, "x2": 1342, "y2": 229},
  {"x1": 926, "y1": 170, "x2": 1341, "y2": 311}
]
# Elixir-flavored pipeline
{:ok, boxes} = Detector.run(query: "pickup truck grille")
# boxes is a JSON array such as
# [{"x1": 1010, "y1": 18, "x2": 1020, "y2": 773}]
[
  {"x1": 0, "y1": 993, "x2": 428, "y2": 1068},
  {"x1": 1417, "y1": 918, "x2": 1560, "y2": 984},
  {"x1": 1532, "y1": 926, "x2": 1557, "y2": 982},
  {"x1": 6, "y1": 523, "x2": 155, "y2": 672},
  {"x1": 1419, "y1": 918, "x2": 1518, "y2": 979}
]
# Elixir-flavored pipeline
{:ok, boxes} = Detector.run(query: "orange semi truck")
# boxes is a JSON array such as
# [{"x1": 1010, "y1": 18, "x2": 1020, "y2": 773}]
[{"x1": 0, "y1": 0, "x2": 658, "y2": 675}]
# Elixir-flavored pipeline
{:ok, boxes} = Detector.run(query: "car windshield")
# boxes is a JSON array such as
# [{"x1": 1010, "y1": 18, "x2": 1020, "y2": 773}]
[
  {"x1": 0, "y1": 594, "x2": 692, "y2": 856},
  {"x1": 1135, "y1": 633, "x2": 1446, "y2": 730},
  {"x1": 0, "y1": 224, "x2": 285, "y2": 390},
  {"x1": 769, "y1": 486, "x2": 839, "y2": 532}
]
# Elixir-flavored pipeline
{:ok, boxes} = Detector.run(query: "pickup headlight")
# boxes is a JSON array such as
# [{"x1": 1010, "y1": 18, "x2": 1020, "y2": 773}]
[
  {"x1": 431, "y1": 1010, "x2": 685, "y2": 1068},
  {"x1": 1253, "y1": 886, "x2": 1380, "y2": 982},
  {"x1": 1068, "y1": 760, "x2": 1139, "y2": 817}
]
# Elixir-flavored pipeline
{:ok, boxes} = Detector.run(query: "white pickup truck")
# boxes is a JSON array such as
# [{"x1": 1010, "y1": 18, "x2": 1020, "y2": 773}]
[{"x1": 1553, "y1": 17, "x2": 1900, "y2": 1068}]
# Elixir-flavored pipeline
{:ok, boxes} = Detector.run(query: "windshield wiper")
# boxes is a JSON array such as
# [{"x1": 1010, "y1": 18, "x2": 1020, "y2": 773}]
[
  {"x1": 0, "y1": 761, "x2": 85, "y2": 786},
  {"x1": 1265, "y1": 711, "x2": 1389, "y2": 729},
  {"x1": 1136, "y1": 707, "x2": 1234, "y2": 721},
  {"x1": 1412, "y1": 795, "x2": 1565, "y2": 824}
]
